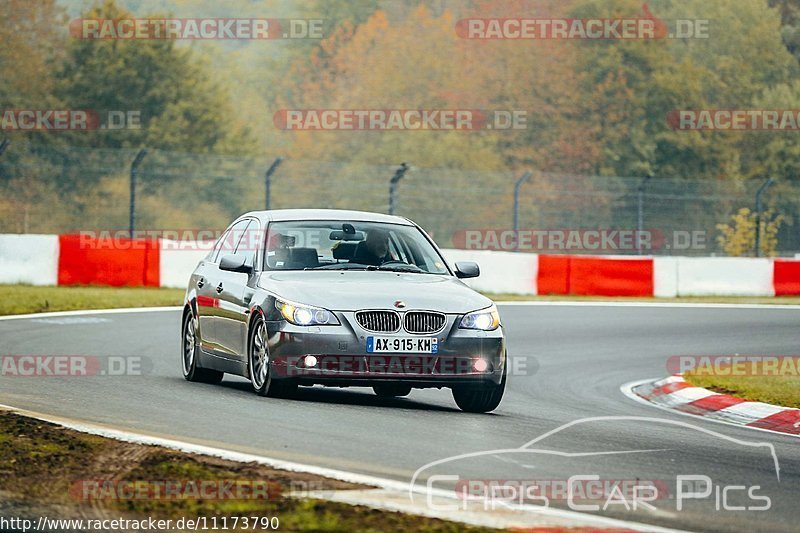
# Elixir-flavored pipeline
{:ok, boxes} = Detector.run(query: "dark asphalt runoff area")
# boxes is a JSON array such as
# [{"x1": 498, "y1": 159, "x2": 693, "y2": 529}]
[{"x1": 0, "y1": 303, "x2": 798, "y2": 532}]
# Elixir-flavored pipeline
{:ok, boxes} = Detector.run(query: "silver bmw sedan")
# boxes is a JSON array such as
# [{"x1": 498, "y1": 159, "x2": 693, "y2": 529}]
[{"x1": 181, "y1": 209, "x2": 506, "y2": 412}]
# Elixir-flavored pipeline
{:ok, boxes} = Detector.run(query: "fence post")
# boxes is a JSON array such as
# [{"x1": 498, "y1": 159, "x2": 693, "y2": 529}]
[
  {"x1": 754, "y1": 178, "x2": 774, "y2": 257},
  {"x1": 512, "y1": 171, "x2": 532, "y2": 251},
  {"x1": 129, "y1": 149, "x2": 148, "y2": 236},
  {"x1": 264, "y1": 157, "x2": 283, "y2": 210},
  {"x1": 0, "y1": 140, "x2": 14, "y2": 229},
  {"x1": 0, "y1": 139, "x2": 9, "y2": 181},
  {"x1": 388, "y1": 162, "x2": 409, "y2": 215},
  {"x1": 637, "y1": 174, "x2": 652, "y2": 255}
]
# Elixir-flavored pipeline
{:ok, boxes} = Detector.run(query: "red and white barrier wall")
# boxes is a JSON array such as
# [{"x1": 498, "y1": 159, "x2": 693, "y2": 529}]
[
  {"x1": 0, "y1": 235, "x2": 60, "y2": 286},
  {"x1": 57, "y1": 234, "x2": 160, "y2": 287},
  {"x1": 443, "y1": 249, "x2": 539, "y2": 295},
  {"x1": 2, "y1": 234, "x2": 800, "y2": 297}
]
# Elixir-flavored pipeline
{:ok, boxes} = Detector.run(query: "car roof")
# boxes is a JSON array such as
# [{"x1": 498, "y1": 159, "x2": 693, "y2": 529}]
[{"x1": 240, "y1": 209, "x2": 414, "y2": 225}]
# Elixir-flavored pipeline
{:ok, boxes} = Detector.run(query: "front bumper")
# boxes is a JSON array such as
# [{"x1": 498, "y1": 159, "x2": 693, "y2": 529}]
[{"x1": 265, "y1": 311, "x2": 505, "y2": 388}]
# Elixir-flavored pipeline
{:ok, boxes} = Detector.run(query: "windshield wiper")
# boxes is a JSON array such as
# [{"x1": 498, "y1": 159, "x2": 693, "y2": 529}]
[
  {"x1": 376, "y1": 264, "x2": 426, "y2": 273},
  {"x1": 305, "y1": 263, "x2": 372, "y2": 271},
  {"x1": 306, "y1": 262, "x2": 430, "y2": 274}
]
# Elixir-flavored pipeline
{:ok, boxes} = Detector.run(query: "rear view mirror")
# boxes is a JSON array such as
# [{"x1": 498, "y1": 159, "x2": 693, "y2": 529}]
[
  {"x1": 219, "y1": 253, "x2": 253, "y2": 274},
  {"x1": 454, "y1": 261, "x2": 480, "y2": 279},
  {"x1": 329, "y1": 230, "x2": 366, "y2": 241}
]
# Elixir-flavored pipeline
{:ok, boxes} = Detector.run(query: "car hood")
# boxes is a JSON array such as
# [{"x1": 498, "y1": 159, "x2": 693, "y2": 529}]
[{"x1": 257, "y1": 270, "x2": 492, "y2": 314}]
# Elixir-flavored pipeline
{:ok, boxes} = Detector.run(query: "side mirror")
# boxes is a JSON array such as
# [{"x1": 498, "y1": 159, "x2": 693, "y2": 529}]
[
  {"x1": 454, "y1": 261, "x2": 480, "y2": 279},
  {"x1": 219, "y1": 253, "x2": 253, "y2": 274}
]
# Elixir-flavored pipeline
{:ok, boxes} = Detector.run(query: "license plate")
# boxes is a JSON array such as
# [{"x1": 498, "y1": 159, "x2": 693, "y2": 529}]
[{"x1": 366, "y1": 336, "x2": 438, "y2": 353}]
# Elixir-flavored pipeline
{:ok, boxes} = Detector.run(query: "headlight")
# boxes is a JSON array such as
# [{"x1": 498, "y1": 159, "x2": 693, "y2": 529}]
[
  {"x1": 275, "y1": 299, "x2": 339, "y2": 326},
  {"x1": 459, "y1": 304, "x2": 500, "y2": 331}
]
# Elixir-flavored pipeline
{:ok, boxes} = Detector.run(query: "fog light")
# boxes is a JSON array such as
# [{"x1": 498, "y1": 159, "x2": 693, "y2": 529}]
[
  {"x1": 304, "y1": 355, "x2": 318, "y2": 368},
  {"x1": 473, "y1": 358, "x2": 488, "y2": 372}
]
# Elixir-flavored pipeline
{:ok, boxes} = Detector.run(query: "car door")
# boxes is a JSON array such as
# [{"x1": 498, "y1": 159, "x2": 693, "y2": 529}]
[
  {"x1": 193, "y1": 257, "x2": 221, "y2": 353},
  {"x1": 198, "y1": 219, "x2": 250, "y2": 354},
  {"x1": 215, "y1": 218, "x2": 260, "y2": 359}
]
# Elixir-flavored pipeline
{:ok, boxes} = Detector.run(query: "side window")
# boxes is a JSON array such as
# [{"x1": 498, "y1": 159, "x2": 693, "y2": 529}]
[
  {"x1": 234, "y1": 220, "x2": 260, "y2": 268},
  {"x1": 209, "y1": 229, "x2": 231, "y2": 262},
  {"x1": 211, "y1": 219, "x2": 250, "y2": 263}
]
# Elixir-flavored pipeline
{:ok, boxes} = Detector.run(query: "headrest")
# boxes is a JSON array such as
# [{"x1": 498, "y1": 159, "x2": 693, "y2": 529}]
[{"x1": 332, "y1": 242, "x2": 358, "y2": 260}]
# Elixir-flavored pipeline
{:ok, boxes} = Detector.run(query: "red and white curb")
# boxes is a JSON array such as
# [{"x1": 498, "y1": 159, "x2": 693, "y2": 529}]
[{"x1": 625, "y1": 376, "x2": 800, "y2": 438}]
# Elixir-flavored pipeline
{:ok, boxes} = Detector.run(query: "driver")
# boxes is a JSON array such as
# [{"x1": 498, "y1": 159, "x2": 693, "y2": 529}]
[{"x1": 353, "y1": 229, "x2": 392, "y2": 266}]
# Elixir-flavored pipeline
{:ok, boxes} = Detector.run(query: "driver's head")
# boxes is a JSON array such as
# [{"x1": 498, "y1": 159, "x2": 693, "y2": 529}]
[{"x1": 365, "y1": 229, "x2": 389, "y2": 258}]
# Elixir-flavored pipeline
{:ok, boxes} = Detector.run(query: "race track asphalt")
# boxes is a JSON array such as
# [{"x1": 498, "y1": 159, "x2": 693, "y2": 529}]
[{"x1": 0, "y1": 303, "x2": 798, "y2": 532}]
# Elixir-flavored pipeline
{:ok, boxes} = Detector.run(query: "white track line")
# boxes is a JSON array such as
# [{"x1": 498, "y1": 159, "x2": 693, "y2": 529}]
[{"x1": 0, "y1": 306, "x2": 181, "y2": 321}]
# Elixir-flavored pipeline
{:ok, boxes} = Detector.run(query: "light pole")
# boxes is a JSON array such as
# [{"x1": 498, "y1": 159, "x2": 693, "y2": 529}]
[
  {"x1": 129, "y1": 149, "x2": 148, "y2": 236},
  {"x1": 512, "y1": 171, "x2": 532, "y2": 251},
  {"x1": 754, "y1": 178, "x2": 774, "y2": 257},
  {"x1": 637, "y1": 174, "x2": 652, "y2": 255},
  {"x1": 388, "y1": 162, "x2": 409, "y2": 215},
  {"x1": 264, "y1": 157, "x2": 284, "y2": 210}
]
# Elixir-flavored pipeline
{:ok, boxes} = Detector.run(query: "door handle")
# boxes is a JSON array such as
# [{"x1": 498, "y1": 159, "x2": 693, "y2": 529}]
[
  {"x1": 216, "y1": 283, "x2": 224, "y2": 294},
  {"x1": 197, "y1": 277, "x2": 205, "y2": 288}
]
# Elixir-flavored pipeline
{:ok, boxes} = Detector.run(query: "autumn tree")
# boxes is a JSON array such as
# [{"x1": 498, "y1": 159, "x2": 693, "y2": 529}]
[{"x1": 55, "y1": 0, "x2": 254, "y2": 155}]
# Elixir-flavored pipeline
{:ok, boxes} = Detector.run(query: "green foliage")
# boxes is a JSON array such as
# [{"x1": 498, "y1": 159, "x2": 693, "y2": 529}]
[
  {"x1": 55, "y1": 0, "x2": 255, "y2": 154},
  {"x1": 0, "y1": 0, "x2": 67, "y2": 108},
  {"x1": 769, "y1": 0, "x2": 800, "y2": 61},
  {"x1": 571, "y1": 0, "x2": 795, "y2": 181},
  {"x1": 717, "y1": 207, "x2": 785, "y2": 257}
]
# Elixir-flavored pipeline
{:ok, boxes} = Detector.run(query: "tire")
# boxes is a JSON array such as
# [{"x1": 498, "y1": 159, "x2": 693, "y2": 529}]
[
  {"x1": 373, "y1": 384, "x2": 412, "y2": 398},
  {"x1": 249, "y1": 314, "x2": 297, "y2": 398},
  {"x1": 452, "y1": 362, "x2": 506, "y2": 413},
  {"x1": 182, "y1": 308, "x2": 224, "y2": 384}
]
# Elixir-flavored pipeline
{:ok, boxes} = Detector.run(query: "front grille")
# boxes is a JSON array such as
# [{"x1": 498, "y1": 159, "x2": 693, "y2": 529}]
[
  {"x1": 356, "y1": 310, "x2": 401, "y2": 332},
  {"x1": 404, "y1": 311, "x2": 446, "y2": 334}
]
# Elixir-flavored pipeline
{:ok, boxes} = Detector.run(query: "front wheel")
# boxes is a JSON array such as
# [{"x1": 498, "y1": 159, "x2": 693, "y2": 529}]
[
  {"x1": 452, "y1": 363, "x2": 506, "y2": 413},
  {"x1": 182, "y1": 309, "x2": 224, "y2": 384},
  {"x1": 249, "y1": 314, "x2": 297, "y2": 398}
]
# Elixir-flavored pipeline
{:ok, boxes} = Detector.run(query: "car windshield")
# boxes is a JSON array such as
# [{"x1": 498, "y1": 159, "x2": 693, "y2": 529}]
[{"x1": 263, "y1": 221, "x2": 449, "y2": 274}]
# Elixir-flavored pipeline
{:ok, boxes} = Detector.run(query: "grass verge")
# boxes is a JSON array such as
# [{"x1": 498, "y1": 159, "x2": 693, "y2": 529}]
[
  {"x1": 0, "y1": 410, "x2": 495, "y2": 532},
  {"x1": 0, "y1": 285, "x2": 184, "y2": 316},
  {"x1": 684, "y1": 362, "x2": 800, "y2": 409}
]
